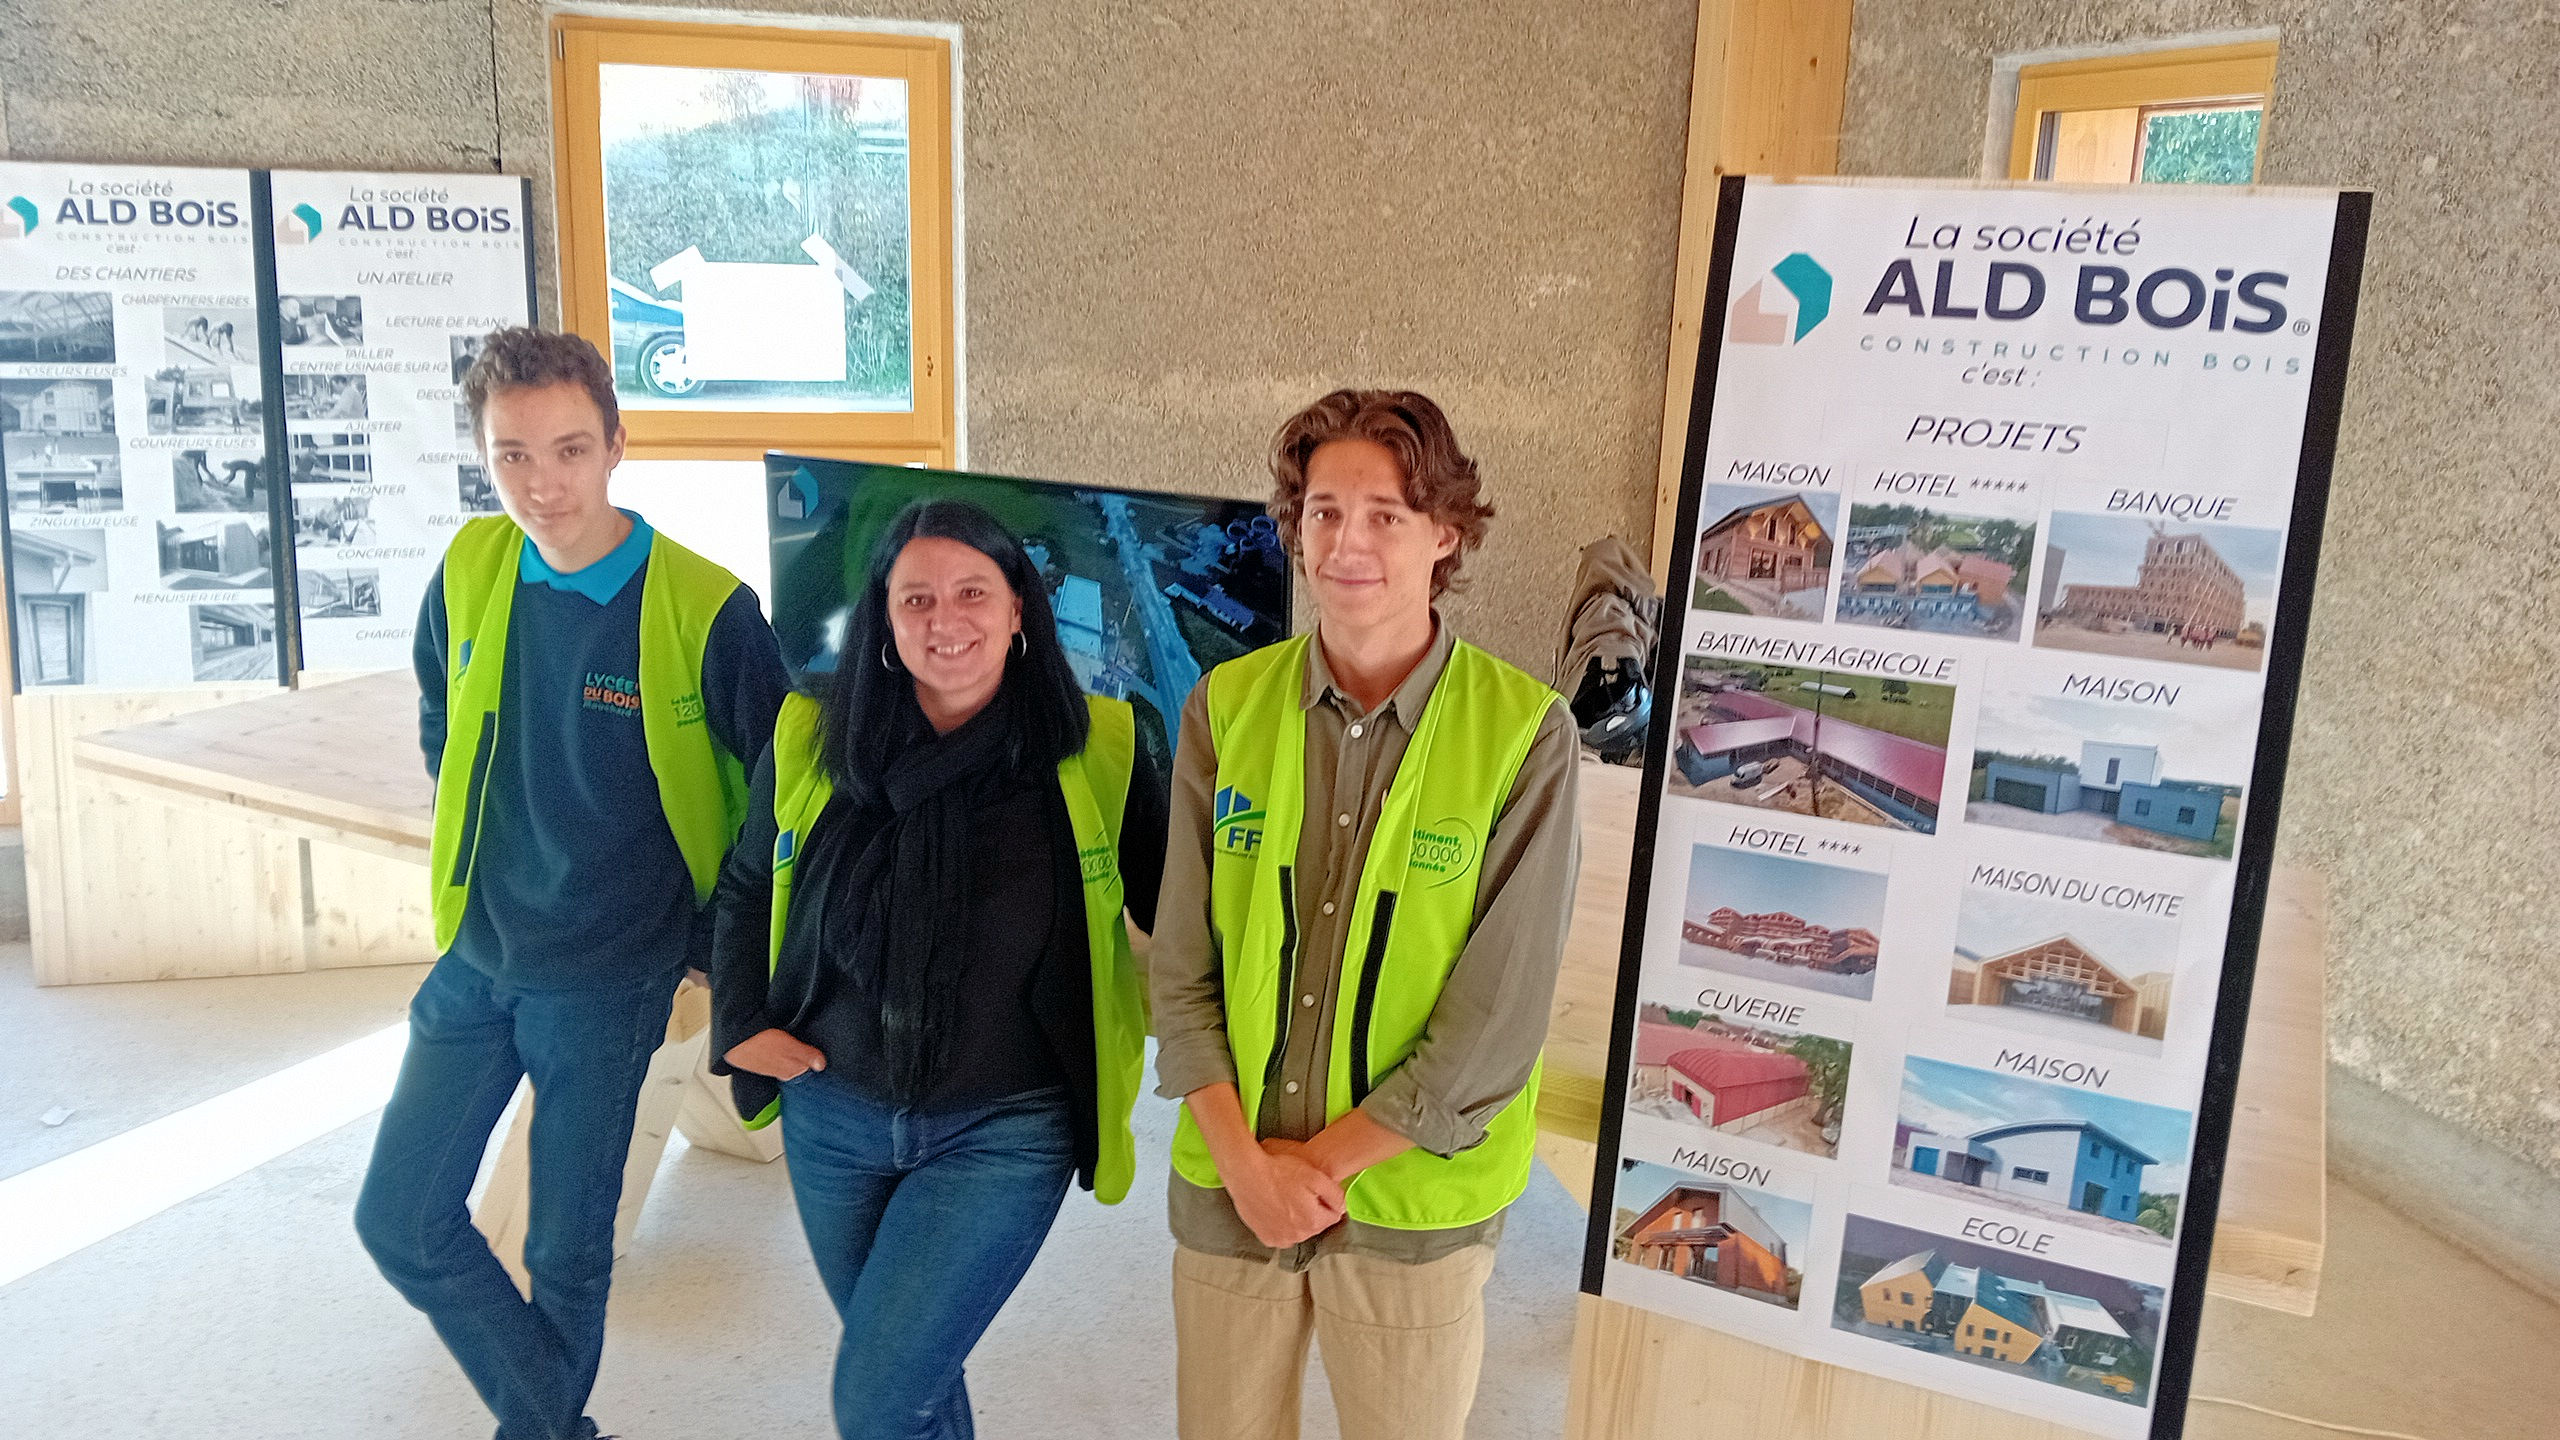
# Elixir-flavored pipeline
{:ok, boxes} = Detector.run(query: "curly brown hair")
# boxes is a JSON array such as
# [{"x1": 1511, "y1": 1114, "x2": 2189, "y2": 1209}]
[
  {"x1": 462, "y1": 327, "x2": 620, "y2": 445},
  {"x1": 1267, "y1": 389, "x2": 1494, "y2": 598}
]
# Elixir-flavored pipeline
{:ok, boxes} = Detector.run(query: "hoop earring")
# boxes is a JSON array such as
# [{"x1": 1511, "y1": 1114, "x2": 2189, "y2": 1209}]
[
  {"x1": 880, "y1": 641, "x2": 901, "y2": 672},
  {"x1": 1012, "y1": 632, "x2": 1027, "y2": 659}
]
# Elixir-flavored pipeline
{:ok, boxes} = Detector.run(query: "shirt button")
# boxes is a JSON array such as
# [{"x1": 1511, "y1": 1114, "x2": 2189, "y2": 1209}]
[
  {"x1": 1349, "y1": 723, "x2": 1364, "y2": 739},
  {"x1": 1321, "y1": 901, "x2": 1336, "y2": 916},
  {"x1": 1284, "y1": 1080, "x2": 1301, "y2": 1094},
  {"x1": 1301, "y1": 994, "x2": 1317, "y2": 1007},
  {"x1": 1336, "y1": 813, "x2": 1352, "y2": 828}
]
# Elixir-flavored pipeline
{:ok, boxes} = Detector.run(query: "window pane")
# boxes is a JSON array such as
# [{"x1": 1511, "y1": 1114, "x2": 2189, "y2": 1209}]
[
  {"x1": 2041, "y1": 107, "x2": 2140, "y2": 183},
  {"x1": 2137, "y1": 106, "x2": 2262, "y2": 185},
  {"x1": 597, "y1": 64, "x2": 913, "y2": 412}
]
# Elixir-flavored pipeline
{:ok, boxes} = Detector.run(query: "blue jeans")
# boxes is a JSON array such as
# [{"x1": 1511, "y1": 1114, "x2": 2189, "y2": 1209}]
[
  {"x1": 781, "y1": 1072, "x2": 1077, "y2": 1440},
  {"x1": 355, "y1": 953, "x2": 677, "y2": 1440}
]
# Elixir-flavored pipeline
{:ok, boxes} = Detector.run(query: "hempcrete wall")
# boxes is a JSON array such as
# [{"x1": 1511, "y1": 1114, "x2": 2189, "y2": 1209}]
[
  {"x1": 0, "y1": 0, "x2": 1699, "y2": 672},
  {"x1": 1840, "y1": 2, "x2": 2560, "y2": 1178}
]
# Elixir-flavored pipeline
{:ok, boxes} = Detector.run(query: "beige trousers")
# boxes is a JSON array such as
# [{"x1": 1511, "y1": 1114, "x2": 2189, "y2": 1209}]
[{"x1": 1171, "y1": 1244, "x2": 1498, "y2": 1440}]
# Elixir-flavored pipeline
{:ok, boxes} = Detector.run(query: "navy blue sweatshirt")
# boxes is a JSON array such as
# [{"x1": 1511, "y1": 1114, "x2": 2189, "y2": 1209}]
[{"x1": 415, "y1": 518, "x2": 791, "y2": 991}]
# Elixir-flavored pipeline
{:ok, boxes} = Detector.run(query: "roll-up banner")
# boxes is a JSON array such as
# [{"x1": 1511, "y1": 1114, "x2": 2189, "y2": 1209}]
[
  {"x1": 0, "y1": 163, "x2": 535, "y2": 691},
  {"x1": 0, "y1": 163, "x2": 281, "y2": 688},
  {"x1": 1579, "y1": 178, "x2": 2368, "y2": 1440},
  {"x1": 261, "y1": 171, "x2": 535, "y2": 675}
]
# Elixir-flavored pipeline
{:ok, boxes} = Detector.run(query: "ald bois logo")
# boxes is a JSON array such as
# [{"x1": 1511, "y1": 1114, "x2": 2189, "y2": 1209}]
[
  {"x1": 1729, "y1": 253, "x2": 1831, "y2": 344},
  {"x1": 278, "y1": 203, "x2": 325, "y2": 245},
  {"x1": 1213, "y1": 786, "x2": 1264, "y2": 858},
  {"x1": 775, "y1": 466, "x2": 822, "y2": 522},
  {"x1": 1, "y1": 197, "x2": 38, "y2": 239}
]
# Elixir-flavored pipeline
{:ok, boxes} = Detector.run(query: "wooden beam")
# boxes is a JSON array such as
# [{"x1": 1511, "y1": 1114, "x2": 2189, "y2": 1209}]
[{"x1": 1647, "y1": 0, "x2": 1855, "y2": 586}]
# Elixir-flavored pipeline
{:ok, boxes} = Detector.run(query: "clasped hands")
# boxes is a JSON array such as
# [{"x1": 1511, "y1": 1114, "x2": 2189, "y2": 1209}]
[{"x1": 1227, "y1": 1137, "x2": 1347, "y2": 1248}]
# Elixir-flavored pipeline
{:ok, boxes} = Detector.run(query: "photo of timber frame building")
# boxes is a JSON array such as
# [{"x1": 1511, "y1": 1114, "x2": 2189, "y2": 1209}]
[
  {"x1": 2058, "y1": 528, "x2": 2243, "y2": 635},
  {"x1": 1692, "y1": 484, "x2": 1836, "y2": 620},
  {"x1": 1610, "y1": 1160, "x2": 1809, "y2": 1308},
  {"x1": 1948, "y1": 885, "x2": 2182, "y2": 1053},
  {"x1": 1833, "y1": 1215, "x2": 2161, "y2": 1406},
  {"x1": 1950, "y1": 934, "x2": 2172, "y2": 1041},
  {"x1": 2035, "y1": 512, "x2": 2283, "y2": 670}
]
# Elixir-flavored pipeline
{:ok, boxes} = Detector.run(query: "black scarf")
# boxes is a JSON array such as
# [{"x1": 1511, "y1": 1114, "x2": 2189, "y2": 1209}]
[{"x1": 828, "y1": 688, "x2": 1023, "y2": 1105}]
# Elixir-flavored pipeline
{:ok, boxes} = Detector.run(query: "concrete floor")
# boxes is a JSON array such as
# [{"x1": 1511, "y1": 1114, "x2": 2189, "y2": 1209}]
[{"x1": 1, "y1": 945, "x2": 2553, "y2": 1438}]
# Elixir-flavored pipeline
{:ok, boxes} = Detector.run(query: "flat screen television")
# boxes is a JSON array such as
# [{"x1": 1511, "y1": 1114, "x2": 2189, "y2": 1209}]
[{"x1": 765, "y1": 454, "x2": 1291, "y2": 779}]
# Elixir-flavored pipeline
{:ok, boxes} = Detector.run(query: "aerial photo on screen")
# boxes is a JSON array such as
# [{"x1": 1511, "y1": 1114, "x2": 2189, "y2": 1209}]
[{"x1": 765, "y1": 456, "x2": 1290, "y2": 777}]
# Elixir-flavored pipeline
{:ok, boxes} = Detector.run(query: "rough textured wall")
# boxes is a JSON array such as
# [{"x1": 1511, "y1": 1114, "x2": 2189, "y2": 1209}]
[
  {"x1": 1842, "y1": 2, "x2": 2560, "y2": 1175},
  {"x1": 0, "y1": 0, "x2": 1697, "y2": 671}
]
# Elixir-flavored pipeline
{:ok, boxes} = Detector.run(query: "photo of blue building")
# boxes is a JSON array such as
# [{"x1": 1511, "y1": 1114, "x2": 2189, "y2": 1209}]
[
  {"x1": 1892, "y1": 1057, "x2": 2193, "y2": 1244},
  {"x1": 1966, "y1": 678, "x2": 2252, "y2": 860},
  {"x1": 1903, "y1": 1119, "x2": 2156, "y2": 1225},
  {"x1": 1978, "y1": 741, "x2": 2228, "y2": 844}
]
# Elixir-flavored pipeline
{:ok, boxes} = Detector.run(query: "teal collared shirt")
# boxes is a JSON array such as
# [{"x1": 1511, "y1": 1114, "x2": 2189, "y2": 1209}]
[{"x1": 519, "y1": 509, "x2": 653, "y2": 605}]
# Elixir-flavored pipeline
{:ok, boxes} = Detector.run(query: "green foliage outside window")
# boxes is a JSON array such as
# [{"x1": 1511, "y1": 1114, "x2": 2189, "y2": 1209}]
[
  {"x1": 2139, "y1": 107, "x2": 2262, "y2": 185},
  {"x1": 601, "y1": 71, "x2": 914, "y2": 403}
]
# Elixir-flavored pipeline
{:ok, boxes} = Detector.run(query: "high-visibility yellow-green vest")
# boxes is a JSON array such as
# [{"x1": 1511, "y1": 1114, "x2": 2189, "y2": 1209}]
[
  {"x1": 1169, "y1": 634, "x2": 1560, "y2": 1230},
  {"x1": 427, "y1": 514, "x2": 752, "y2": 952},
  {"x1": 758, "y1": 690, "x2": 1151, "y2": 1204}
]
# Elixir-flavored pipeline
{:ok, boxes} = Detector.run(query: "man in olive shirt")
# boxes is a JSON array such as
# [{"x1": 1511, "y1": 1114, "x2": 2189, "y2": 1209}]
[{"x1": 1151, "y1": 389, "x2": 1580, "y2": 1440}]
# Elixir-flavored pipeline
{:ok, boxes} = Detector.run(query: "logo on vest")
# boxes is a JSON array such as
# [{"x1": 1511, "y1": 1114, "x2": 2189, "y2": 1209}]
[
  {"x1": 582, "y1": 671, "x2": 641, "y2": 717},
  {"x1": 775, "y1": 828, "x2": 798, "y2": 868},
  {"x1": 1213, "y1": 785, "x2": 1264, "y2": 858},
  {"x1": 670, "y1": 690, "x2": 706, "y2": 726},
  {"x1": 1079, "y1": 842, "x2": 1119, "y2": 889},
  {"x1": 1408, "y1": 817, "x2": 1480, "y2": 887}
]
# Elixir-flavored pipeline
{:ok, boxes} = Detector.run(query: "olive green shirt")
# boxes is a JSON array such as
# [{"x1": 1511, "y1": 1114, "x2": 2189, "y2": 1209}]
[{"x1": 1150, "y1": 622, "x2": 1581, "y2": 1269}]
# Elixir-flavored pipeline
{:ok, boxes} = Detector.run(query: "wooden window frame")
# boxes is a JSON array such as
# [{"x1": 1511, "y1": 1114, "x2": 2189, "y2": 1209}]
[
  {"x1": 549, "y1": 14, "x2": 958, "y2": 466},
  {"x1": 2007, "y1": 40, "x2": 2278, "y2": 182}
]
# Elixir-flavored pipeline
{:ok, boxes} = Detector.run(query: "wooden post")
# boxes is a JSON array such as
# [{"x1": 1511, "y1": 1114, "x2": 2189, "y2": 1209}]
[{"x1": 1646, "y1": 0, "x2": 1855, "y2": 586}]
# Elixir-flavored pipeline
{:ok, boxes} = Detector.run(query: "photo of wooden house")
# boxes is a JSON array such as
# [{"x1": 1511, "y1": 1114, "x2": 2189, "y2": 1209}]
[
  {"x1": 0, "y1": 378, "x2": 113, "y2": 435},
  {"x1": 1618, "y1": 1183, "x2": 1789, "y2": 1298},
  {"x1": 1693, "y1": 485, "x2": 1836, "y2": 620},
  {"x1": 1609, "y1": 1160, "x2": 1809, "y2": 1309}
]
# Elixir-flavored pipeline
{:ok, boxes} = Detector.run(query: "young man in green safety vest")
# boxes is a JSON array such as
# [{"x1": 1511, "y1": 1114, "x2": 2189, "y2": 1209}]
[
  {"x1": 1151, "y1": 389, "x2": 1582, "y2": 1440},
  {"x1": 354, "y1": 328, "x2": 788, "y2": 1440}
]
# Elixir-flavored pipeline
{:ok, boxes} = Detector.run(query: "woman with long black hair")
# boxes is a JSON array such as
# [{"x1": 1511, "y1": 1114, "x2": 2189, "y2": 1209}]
[{"x1": 708, "y1": 498, "x2": 1164, "y2": 1440}]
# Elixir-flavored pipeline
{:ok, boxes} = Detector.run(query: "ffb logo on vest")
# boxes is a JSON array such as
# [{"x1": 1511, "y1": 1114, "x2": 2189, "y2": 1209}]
[{"x1": 1212, "y1": 785, "x2": 1264, "y2": 858}]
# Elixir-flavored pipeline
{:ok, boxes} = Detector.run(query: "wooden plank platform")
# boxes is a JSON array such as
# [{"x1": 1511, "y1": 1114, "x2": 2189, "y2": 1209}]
[
  {"x1": 63, "y1": 671, "x2": 780, "y2": 1272},
  {"x1": 72, "y1": 670, "x2": 431, "y2": 863}
]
